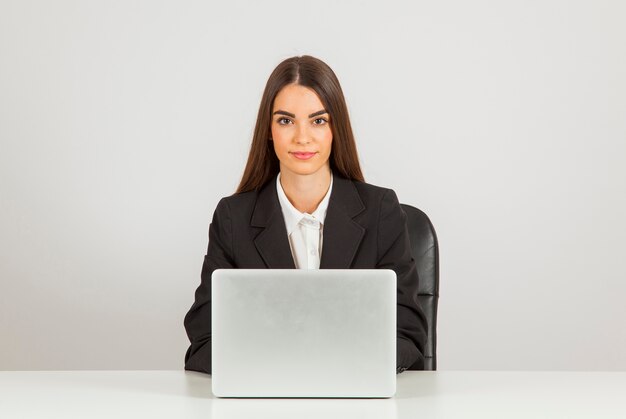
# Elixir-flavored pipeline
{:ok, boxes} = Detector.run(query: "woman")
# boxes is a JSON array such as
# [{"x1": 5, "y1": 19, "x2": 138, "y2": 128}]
[{"x1": 184, "y1": 55, "x2": 428, "y2": 374}]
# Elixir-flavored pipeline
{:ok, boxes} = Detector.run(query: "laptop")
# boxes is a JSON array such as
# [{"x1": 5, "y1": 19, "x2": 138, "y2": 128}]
[{"x1": 211, "y1": 269, "x2": 397, "y2": 398}]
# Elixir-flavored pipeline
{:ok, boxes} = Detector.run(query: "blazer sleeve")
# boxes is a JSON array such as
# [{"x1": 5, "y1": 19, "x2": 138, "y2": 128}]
[
  {"x1": 376, "y1": 189, "x2": 429, "y2": 372},
  {"x1": 183, "y1": 198, "x2": 235, "y2": 374}
]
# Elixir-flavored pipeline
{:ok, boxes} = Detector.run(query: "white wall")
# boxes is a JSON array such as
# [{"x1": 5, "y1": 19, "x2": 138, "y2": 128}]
[{"x1": 1, "y1": 0, "x2": 624, "y2": 371}]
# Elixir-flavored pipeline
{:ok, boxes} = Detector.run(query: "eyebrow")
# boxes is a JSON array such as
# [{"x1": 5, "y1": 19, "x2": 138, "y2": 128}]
[{"x1": 273, "y1": 109, "x2": 328, "y2": 118}]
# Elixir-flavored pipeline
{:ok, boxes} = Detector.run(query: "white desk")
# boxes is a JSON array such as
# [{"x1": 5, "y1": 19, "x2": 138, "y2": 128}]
[{"x1": 0, "y1": 370, "x2": 624, "y2": 418}]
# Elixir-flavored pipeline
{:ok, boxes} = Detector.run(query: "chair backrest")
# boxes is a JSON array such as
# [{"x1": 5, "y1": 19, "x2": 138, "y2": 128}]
[{"x1": 401, "y1": 204, "x2": 440, "y2": 371}]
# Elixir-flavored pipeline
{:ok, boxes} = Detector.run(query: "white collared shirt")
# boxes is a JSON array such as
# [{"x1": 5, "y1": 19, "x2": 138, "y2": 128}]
[{"x1": 276, "y1": 172, "x2": 333, "y2": 269}]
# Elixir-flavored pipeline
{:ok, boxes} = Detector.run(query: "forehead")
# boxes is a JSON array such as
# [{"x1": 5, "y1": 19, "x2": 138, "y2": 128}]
[{"x1": 273, "y1": 84, "x2": 324, "y2": 112}]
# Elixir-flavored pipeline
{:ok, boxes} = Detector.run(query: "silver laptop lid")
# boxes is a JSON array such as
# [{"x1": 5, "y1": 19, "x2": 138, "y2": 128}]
[{"x1": 212, "y1": 269, "x2": 396, "y2": 398}]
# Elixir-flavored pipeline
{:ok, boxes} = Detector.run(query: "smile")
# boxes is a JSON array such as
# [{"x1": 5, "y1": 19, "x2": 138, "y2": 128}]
[{"x1": 290, "y1": 152, "x2": 317, "y2": 160}]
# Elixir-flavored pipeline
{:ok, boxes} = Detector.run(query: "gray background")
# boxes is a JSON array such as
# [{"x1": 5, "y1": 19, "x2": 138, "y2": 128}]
[{"x1": 1, "y1": 0, "x2": 625, "y2": 371}]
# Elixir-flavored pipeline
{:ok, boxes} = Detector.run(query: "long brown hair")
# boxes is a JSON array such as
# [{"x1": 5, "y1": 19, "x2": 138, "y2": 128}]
[{"x1": 235, "y1": 55, "x2": 364, "y2": 193}]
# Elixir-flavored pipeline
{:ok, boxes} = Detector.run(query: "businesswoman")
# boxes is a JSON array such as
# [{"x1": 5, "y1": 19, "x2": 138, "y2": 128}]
[{"x1": 184, "y1": 55, "x2": 428, "y2": 374}]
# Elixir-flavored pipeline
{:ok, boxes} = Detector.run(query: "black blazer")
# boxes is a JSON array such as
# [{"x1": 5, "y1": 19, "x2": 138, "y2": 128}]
[{"x1": 184, "y1": 172, "x2": 428, "y2": 374}]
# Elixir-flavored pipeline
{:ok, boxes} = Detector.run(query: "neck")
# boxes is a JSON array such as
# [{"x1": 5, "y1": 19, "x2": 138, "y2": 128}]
[{"x1": 279, "y1": 166, "x2": 332, "y2": 214}]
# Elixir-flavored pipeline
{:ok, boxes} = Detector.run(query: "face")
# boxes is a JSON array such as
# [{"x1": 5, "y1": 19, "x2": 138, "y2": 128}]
[{"x1": 270, "y1": 83, "x2": 333, "y2": 178}]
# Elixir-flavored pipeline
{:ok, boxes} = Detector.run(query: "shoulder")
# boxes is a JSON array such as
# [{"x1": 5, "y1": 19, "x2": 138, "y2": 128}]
[
  {"x1": 220, "y1": 189, "x2": 258, "y2": 206},
  {"x1": 349, "y1": 180, "x2": 408, "y2": 241},
  {"x1": 212, "y1": 178, "x2": 276, "y2": 221},
  {"x1": 331, "y1": 175, "x2": 404, "y2": 226},
  {"x1": 349, "y1": 178, "x2": 401, "y2": 207},
  {"x1": 213, "y1": 189, "x2": 258, "y2": 217}
]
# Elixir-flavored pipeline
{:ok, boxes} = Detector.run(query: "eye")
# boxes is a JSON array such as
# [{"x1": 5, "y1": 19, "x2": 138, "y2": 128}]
[
  {"x1": 313, "y1": 118, "x2": 328, "y2": 125},
  {"x1": 276, "y1": 117, "x2": 293, "y2": 125}
]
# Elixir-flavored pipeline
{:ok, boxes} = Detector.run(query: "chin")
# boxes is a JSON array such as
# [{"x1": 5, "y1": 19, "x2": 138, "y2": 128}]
[
  {"x1": 289, "y1": 167, "x2": 322, "y2": 176},
  {"x1": 282, "y1": 163, "x2": 330, "y2": 177}
]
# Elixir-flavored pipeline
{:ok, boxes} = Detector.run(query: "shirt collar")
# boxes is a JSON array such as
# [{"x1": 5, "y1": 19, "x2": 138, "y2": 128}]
[{"x1": 276, "y1": 171, "x2": 333, "y2": 236}]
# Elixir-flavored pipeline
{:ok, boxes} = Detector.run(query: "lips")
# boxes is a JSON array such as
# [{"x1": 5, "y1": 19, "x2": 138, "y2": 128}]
[{"x1": 291, "y1": 152, "x2": 317, "y2": 160}]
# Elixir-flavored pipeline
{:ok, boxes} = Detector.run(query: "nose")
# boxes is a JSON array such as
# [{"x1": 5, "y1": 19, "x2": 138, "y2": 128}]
[{"x1": 294, "y1": 123, "x2": 312, "y2": 145}]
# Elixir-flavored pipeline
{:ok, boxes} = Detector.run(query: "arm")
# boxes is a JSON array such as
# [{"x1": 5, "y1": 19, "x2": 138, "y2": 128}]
[
  {"x1": 183, "y1": 198, "x2": 235, "y2": 374},
  {"x1": 376, "y1": 189, "x2": 428, "y2": 373}
]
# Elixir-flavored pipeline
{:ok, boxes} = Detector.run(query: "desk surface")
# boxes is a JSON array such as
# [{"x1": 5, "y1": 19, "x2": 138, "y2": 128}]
[{"x1": 0, "y1": 370, "x2": 624, "y2": 418}]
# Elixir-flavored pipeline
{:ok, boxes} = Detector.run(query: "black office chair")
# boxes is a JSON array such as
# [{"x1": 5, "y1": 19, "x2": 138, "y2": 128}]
[{"x1": 401, "y1": 204, "x2": 440, "y2": 371}]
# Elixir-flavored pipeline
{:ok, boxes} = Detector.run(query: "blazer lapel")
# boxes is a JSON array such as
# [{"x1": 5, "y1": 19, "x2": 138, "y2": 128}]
[
  {"x1": 320, "y1": 174, "x2": 366, "y2": 269},
  {"x1": 251, "y1": 176, "x2": 296, "y2": 269}
]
